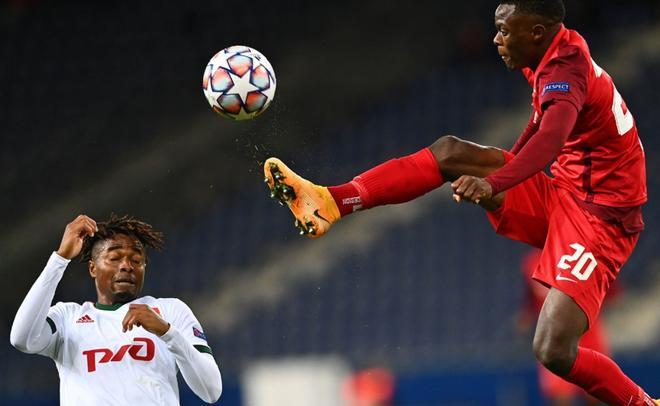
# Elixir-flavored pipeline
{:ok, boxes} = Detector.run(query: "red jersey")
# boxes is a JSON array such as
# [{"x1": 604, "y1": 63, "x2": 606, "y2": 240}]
[{"x1": 522, "y1": 25, "x2": 647, "y2": 208}]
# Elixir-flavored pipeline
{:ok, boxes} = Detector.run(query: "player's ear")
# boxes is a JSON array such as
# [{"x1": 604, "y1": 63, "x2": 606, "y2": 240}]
[
  {"x1": 88, "y1": 260, "x2": 96, "y2": 278},
  {"x1": 531, "y1": 24, "x2": 546, "y2": 42}
]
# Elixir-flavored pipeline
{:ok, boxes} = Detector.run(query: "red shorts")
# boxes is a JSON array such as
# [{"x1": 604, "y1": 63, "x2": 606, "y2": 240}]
[
  {"x1": 538, "y1": 317, "x2": 610, "y2": 398},
  {"x1": 487, "y1": 152, "x2": 639, "y2": 326}
]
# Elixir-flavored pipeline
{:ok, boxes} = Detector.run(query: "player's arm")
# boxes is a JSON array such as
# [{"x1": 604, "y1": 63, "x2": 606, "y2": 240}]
[
  {"x1": 452, "y1": 101, "x2": 578, "y2": 202},
  {"x1": 123, "y1": 302, "x2": 223, "y2": 403},
  {"x1": 160, "y1": 323, "x2": 222, "y2": 403},
  {"x1": 10, "y1": 253, "x2": 68, "y2": 355},
  {"x1": 510, "y1": 111, "x2": 540, "y2": 155},
  {"x1": 10, "y1": 215, "x2": 97, "y2": 355},
  {"x1": 484, "y1": 100, "x2": 578, "y2": 195}
]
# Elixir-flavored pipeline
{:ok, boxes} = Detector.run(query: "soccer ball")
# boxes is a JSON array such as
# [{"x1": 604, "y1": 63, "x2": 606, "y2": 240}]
[{"x1": 202, "y1": 46, "x2": 276, "y2": 120}]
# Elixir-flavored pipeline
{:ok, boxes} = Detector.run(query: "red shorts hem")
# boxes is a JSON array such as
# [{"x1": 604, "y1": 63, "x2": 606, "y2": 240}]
[{"x1": 531, "y1": 275, "x2": 597, "y2": 329}]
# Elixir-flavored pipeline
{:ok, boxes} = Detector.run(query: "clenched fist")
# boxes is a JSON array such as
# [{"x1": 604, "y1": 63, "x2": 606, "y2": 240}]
[
  {"x1": 122, "y1": 304, "x2": 170, "y2": 336},
  {"x1": 451, "y1": 175, "x2": 494, "y2": 204}
]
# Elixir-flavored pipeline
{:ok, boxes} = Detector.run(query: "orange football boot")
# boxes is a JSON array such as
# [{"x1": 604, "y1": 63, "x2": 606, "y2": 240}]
[{"x1": 264, "y1": 158, "x2": 340, "y2": 238}]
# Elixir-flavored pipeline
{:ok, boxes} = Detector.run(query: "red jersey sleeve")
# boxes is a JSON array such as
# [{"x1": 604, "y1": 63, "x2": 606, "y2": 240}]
[
  {"x1": 537, "y1": 46, "x2": 589, "y2": 112},
  {"x1": 486, "y1": 101, "x2": 578, "y2": 195},
  {"x1": 510, "y1": 111, "x2": 540, "y2": 155}
]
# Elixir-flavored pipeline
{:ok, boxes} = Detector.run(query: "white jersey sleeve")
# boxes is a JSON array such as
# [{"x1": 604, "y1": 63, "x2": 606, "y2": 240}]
[
  {"x1": 159, "y1": 298, "x2": 222, "y2": 403},
  {"x1": 10, "y1": 252, "x2": 71, "y2": 358},
  {"x1": 162, "y1": 298, "x2": 212, "y2": 350}
]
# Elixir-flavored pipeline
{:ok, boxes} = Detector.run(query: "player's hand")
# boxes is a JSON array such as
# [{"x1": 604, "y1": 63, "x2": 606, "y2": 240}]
[
  {"x1": 57, "y1": 215, "x2": 98, "y2": 259},
  {"x1": 122, "y1": 304, "x2": 170, "y2": 336},
  {"x1": 451, "y1": 175, "x2": 493, "y2": 204}
]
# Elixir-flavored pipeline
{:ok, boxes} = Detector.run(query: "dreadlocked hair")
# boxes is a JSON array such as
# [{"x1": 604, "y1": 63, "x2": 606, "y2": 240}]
[
  {"x1": 499, "y1": 0, "x2": 565, "y2": 25},
  {"x1": 80, "y1": 214, "x2": 165, "y2": 262}
]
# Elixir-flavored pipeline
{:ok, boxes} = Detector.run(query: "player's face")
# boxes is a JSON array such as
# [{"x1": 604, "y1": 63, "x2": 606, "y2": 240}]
[
  {"x1": 89, "y1": 233, "x2": 146, "y2": 305},
  {"x1": 493, "y1": 4, "x2": 539, "y2": 70}
]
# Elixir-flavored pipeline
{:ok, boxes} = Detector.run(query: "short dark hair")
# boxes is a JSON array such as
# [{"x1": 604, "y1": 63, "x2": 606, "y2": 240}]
[
  {"x1": 499, "y1": 0, "x2": 565, "y2": 24},
  {"x1": 80, "y1": 214, "x2": 164, "y2": 262}
]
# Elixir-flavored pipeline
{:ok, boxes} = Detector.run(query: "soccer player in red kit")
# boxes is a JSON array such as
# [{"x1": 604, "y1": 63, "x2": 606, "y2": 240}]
[{"x1": 264, "y1": 0, "x2": 658, "y2": 404}]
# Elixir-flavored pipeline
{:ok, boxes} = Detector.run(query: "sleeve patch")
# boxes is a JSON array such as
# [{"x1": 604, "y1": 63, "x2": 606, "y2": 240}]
[
  {"x1": 193, "y1": 326, "x2": 207, "y2": 341},
  {"x1": 542, "y1": 82, "x2": 570, "y2": 95}
]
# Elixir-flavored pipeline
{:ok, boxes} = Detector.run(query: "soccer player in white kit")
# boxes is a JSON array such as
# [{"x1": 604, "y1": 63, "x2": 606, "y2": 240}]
[{"x1": 10, "y1": 214, "x2": 222, "y2": 405}]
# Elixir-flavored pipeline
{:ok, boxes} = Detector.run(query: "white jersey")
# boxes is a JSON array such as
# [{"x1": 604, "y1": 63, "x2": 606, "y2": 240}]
[
  {"x1": 48, "y1": 297, "x2": 210, "y2": 405},
  {"x1": 10, "y1": 253, "x2": 222, "y2": 406}
]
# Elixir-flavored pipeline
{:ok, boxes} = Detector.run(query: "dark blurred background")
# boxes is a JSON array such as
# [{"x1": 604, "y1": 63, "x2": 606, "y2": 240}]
[{"x1": 2, "y1": 0, "x2": 659, "y2": 404}]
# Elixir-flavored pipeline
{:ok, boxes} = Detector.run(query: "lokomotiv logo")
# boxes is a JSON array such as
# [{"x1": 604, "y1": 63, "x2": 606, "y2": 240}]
[{"x1": 82, "y1": 337, "x2": 155, "y2": 372}]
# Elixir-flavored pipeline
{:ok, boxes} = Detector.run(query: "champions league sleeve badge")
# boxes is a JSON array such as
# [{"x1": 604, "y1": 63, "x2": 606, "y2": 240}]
[
  {"x1": 192, "y1": 326, "x2": 207, "y2": 341},
  {"x1": 542, "y1": 81, "x2": 571, "y2": 95}
]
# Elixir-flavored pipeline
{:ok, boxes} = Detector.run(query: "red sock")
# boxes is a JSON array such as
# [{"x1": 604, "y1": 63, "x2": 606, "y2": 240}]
[
  {"x1": 327, "y1": 181, "x2": 363, "y2": 217},
  {"x1": 328, "y1": 148, "x2": 443, "y2": 217},
  {"x1": 565, "y1": 347, "x2": 654, "y2": 405}
]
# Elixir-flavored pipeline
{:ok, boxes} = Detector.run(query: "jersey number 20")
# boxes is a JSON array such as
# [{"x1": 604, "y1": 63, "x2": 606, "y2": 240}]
[
  {"x1": 592, "y1": 59, "x2": 634, "y2": 135},
  {"x1": 557, "y1": 242, "x2": 598, "y2": 281}
]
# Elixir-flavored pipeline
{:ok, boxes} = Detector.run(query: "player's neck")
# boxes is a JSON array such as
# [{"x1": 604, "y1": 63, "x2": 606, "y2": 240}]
[
  {"x1": 96, "y1": 293, "x2": 137, "y2": 307},
  {"x1": 530, "y1": 24, "x2": 562, "y2": 71}
]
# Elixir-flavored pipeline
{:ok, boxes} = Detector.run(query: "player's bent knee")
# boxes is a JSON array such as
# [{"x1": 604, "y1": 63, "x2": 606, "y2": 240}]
[
  {"x1": 429, "y1": 135, "x2": 467, "y2": 173},
  {"x1": 533, "y1": 330, "x2": 578, "y2": 376},
  {"x1": 429, "y1": 135, "x2": 460, "y2": 160},
  {"x1": 428, "y1": 135, "x2": 503, "y2": 179}
]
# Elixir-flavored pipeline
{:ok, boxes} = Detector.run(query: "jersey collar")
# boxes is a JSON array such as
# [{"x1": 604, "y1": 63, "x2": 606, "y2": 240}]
[
  {"x1": 95, "y1": 302, "x2": 127, "y2": 311},
  {"x1": 535, "y1": 24, "x2": 568, "y2": 75},
  {"x1": 522, "y1": 24, "x2": 568, "y2": 83},
  {"x1": 522, "y1": 24, "x2": 569, "y2": 114}
]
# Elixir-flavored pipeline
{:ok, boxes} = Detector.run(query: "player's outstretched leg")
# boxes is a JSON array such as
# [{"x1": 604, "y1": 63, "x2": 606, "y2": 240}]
[
  {"x1": 534, "y1": 289, "x2": 657, "y2": 405},
  {"x1": 264, "y1": 135, "x2": 505, "y2": 237}
]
